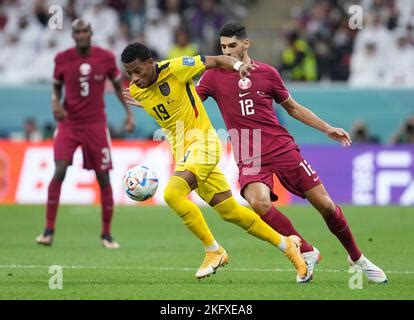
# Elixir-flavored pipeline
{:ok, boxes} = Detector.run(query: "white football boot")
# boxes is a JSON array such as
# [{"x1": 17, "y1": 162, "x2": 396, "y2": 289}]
[
  {"x1": 101, "y1": 234, "x2": 120, "y2": 249},
  {"x1": 36, "y1": 229, "x2": 54, "y2": 246},
  {"x1": 297, "y1": 247, "x2": 321, "y2": 283},
  {"x1": 348, "y1": 254, "x2": 388, "y2": 283}
]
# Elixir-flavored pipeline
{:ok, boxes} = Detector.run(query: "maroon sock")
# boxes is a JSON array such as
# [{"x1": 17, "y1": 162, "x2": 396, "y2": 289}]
[
  {"x1": 261, "y1": 206, "x2": 314, "y2": 253},
  {"x1": 323, "y1": 205, "x2": 362, "y2": 261},
  {"x1": 100, "y1": 185, "x2": 114, "y2": 236},
  {"x1": 45, "y1": 178, "x2": 62, "y2": 231}
]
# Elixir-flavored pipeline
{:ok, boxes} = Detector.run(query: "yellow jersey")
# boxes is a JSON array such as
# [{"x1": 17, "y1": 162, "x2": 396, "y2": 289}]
[{"x1": 129, "y1": 55, "x2": 219, "y2": 160}]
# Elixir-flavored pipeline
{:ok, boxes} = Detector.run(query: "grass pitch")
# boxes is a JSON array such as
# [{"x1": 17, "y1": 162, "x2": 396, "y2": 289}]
[{"x1": 0, "y1": 205, "x2": 413, "y2": 300}]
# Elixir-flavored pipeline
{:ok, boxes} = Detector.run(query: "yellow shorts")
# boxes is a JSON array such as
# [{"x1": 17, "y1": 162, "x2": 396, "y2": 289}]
[{"x1": 175, "y1": 139, "x2": 230, "y2": 203}]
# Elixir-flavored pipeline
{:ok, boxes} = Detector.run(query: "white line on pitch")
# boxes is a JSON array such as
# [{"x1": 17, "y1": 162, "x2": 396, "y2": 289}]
[{"x1": 0, "y1": 265, "x2": 413, "y2": 274}]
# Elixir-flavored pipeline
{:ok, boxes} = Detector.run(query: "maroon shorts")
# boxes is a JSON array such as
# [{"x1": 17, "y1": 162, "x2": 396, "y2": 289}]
[
  {"x1": 239, "y1": 148, "x2": 322, "y2": 201},
  {"x1": 54, "y1": 122, "x2": 112, "y2": 171}
]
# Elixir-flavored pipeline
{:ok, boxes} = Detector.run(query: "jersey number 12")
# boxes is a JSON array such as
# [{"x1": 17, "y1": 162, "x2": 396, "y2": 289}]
[{"x1": 239, "y1": 99, "x2": 255, "y2": 116}]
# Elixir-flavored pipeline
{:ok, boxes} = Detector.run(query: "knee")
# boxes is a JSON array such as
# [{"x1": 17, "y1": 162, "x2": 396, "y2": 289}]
[
  {"x1": 247, "y1": 196, "x2": 272, "y2": 216},
  {"x1": 96, "y1": 172, "x2": 110, "y2": 188},
  {"x1": 319, "y1": 200, "x2": 336, "y2": 217},
  {"x1": 164, "y1": 176, "x2": 191, "y2": 209},
  {"x1": 54, "y1": 166, "x2": 67, "y2": 181},
  {"x1": 217, "y1": 202, "x2": 254, "y2": 231},
  {"x1": 220, "y1": 210, "x2": 242, "y2": 224},
  {"x1": 215, "y1": 198, "x2": 243, "y2": 224}
]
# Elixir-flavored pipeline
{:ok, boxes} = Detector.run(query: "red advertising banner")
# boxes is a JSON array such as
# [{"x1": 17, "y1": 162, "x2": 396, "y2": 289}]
[{"x1": 0, "y1": 140, "x2": 291, "y2": 206}]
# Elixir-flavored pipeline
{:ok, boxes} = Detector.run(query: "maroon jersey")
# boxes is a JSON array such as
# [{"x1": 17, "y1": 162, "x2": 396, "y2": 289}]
[
  {"x1": 53, "y1": 46, "x2": 121, "y2": 126},
  {"x1": 196, "y1": 60, "x2": 298, "y2": 166}
]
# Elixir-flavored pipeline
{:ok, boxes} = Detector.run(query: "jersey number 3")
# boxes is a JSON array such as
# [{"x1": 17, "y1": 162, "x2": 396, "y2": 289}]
[{"x1": 80, "y1": 79, "x2": 89, "y2": 97}]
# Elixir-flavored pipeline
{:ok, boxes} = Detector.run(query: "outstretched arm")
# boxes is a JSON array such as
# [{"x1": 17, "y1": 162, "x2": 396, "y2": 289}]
[
  {"x1": 281, "y1": 97, "x2": 352, "y2": 146},
  {"x1": 204, "y1": 55, "x2": 256, "y2": 78},
  {"x1": 111, "y1": 78, "x2": 135, "y2": 133}
]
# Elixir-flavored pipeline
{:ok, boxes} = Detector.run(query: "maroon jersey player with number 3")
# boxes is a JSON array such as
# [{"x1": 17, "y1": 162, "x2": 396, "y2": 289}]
[
  {"x1": 195, "y1": 22, "x2": 387, "y2": 283},
  {"x1": 36, "y1": 19, "x2": 135, "y2": 249}
]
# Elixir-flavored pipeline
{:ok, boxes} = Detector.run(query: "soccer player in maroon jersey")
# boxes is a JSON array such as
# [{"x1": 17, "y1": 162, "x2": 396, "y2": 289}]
[
  {"x1": 195, "y1": 22, "x2": 387, "y2": 283},
  {"x1": 36, "y1": 19, "x2": 135, "y2": 249}
]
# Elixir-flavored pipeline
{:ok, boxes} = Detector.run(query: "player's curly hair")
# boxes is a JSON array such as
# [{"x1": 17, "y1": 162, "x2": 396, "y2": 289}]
[
  {"x1": 219, "y1": 22, "x2": 247, "y2": 40},
  {"x1": 121, "y1": 43, "x2": 152, "y2": 63}
]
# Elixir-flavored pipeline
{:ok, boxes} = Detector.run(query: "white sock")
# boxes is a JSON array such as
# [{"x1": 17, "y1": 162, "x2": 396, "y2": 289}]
[
  {"x1": 205, "y1": 240, "x2": 220, "y2": 252},
  {"x1": 278, "y1": 237, "x2": 287, "y2": 251}
]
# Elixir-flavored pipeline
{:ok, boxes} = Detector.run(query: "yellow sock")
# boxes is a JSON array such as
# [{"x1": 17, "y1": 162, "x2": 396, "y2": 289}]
[
  {"x1": 164, "y1": 176, "x2": 215, "y2": 247},
  {"x1": 213, "y1": 197, "x2": 285, "y2": 249}
]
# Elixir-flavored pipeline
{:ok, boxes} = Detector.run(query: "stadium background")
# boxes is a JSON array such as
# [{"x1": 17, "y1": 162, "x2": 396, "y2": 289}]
[{"x1": 0, "y1": 0, "x2": 414, "y2": 301}]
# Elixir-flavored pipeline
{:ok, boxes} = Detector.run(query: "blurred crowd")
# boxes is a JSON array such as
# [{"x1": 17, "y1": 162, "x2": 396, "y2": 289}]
[
  {"x1": 1, "y1": 0, "x2": 413, "y2": 86},
  {"x1": 10, "y1": 114, "x2": 414, "y2": 145},
  {"x1": 279, "y1": 0, "x2": 414, "y2": 86},
  {"x1": 350, "y1": 115, "x2": 414, "y2": 144},
  {"x1": 0, "y1": 0, "x2": 254, "y2": 84},
  {"x1": 1, "y1": 0, "x2": 413, "y2": 143},
  {"x1": 8, "y1": 117, "x2": 122, "y2": 141}
]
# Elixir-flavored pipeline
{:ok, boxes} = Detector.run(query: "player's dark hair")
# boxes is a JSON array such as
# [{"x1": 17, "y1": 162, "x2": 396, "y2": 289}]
[
  {"x1": 219, "y1": 22, "x2": 247, "y2": 40},
  {"x1": 121, "y1": 43, "x2": 152, "y2": 63}
]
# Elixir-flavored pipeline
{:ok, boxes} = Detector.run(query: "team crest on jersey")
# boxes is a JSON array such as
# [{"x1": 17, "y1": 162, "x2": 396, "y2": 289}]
[
  {"x1": 79, "y1": 63, "x2": 92, "y2": 76},
  {"x1": 182, "y1": 57, "x2": 195, "y2": 66},
  {"x1": 159, "y1": 82, "x2": 170, "y2": 96},
  {"x1": 238, "y1": 77, "x2": 252, "y2": 90}
]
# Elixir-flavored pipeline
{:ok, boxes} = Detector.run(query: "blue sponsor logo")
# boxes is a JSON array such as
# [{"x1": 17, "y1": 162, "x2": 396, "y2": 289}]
[{"x1": 183, "y1": 57, "x2": 195, "y2": 66}]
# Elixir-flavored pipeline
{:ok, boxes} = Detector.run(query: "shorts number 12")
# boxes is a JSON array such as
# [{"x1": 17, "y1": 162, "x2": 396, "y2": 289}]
[{"x1": 299, "y1": 160, "x2": 316, "y2": 176}]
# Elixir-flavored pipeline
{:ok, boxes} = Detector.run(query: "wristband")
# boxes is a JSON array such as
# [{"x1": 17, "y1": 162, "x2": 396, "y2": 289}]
[{"x1": 233, "y1": 61, "x2": 244, "y2": 71}]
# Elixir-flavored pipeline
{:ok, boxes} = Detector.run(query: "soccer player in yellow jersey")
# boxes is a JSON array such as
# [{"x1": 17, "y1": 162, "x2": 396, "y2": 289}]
[{"x1": 121, "y1": 42, "x2": 307, "y2": 280}]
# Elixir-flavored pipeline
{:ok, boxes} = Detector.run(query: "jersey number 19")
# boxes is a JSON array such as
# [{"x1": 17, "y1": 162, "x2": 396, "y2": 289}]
[{"x1": 153, "y1": 104, "x2": 171, "y2": 121}]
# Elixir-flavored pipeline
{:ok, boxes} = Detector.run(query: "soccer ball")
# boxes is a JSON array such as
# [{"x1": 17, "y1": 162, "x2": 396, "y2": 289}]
[{"x1": 123, "y1": 165, "x2": 158, "y2": 201}]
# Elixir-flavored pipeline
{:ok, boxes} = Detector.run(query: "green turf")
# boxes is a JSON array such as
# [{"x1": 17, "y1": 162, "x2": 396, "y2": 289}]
[{"x1": 0, "y1": 205, "x2": 413, "y2": 300}]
